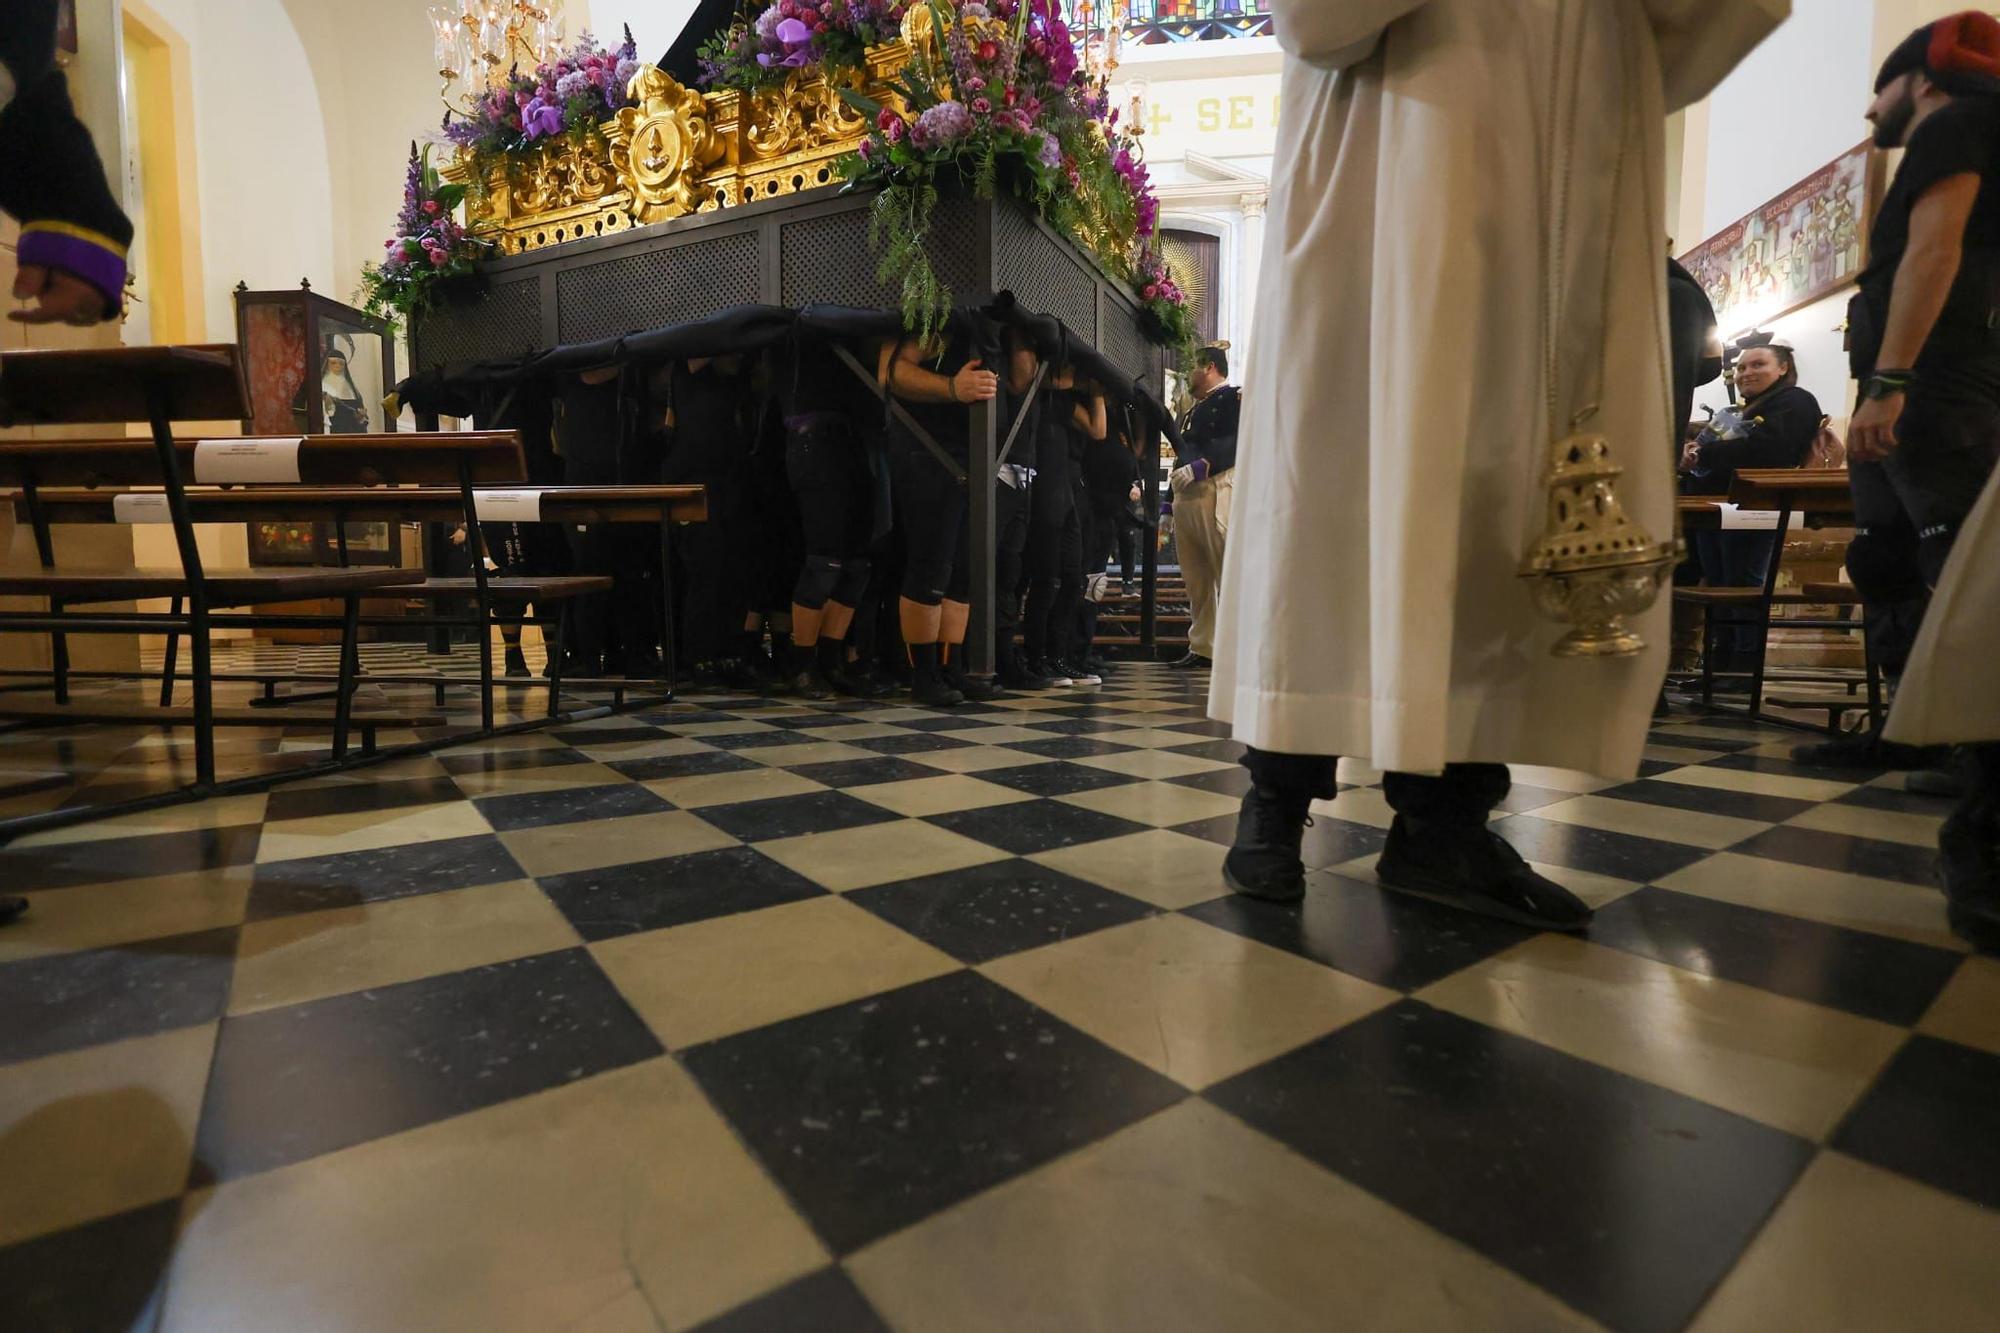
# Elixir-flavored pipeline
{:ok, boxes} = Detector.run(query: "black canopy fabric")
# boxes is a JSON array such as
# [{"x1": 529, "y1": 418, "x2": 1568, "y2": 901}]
[{"x1": 395, "y1": 296, "x2": 1181, "y2": 449}]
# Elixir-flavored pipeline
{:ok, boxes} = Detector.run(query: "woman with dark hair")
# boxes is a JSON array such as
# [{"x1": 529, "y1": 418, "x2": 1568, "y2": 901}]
[{"x1": 1680, "y1": 341, "x2": 1824, "y2": 676}]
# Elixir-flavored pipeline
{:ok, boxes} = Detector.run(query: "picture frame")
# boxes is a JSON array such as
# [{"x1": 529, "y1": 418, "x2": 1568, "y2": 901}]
[{"x1": 1677, "y1": 141, "x2": 1882, "y2": 340}]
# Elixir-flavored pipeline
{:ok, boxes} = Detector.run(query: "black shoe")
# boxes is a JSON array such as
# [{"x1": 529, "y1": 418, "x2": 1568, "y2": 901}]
[
  {"x1": 787, "y1": 669, "x2": 835, "y2": 700},
  {"x1": 1908, "y1": 760, "x2": 1970, "y2": 799},
  {"x1": 996, "y1": 662, "x2": 1056, "y2": 691},
  {"x1": 942, "y1": 663, "x2": 1003, "y2": 702},
  {"x1": 1791, "y1": 728, "x2": 1946, "y2": 771},
  {"x1": 1035, "y1": 658, "x2": 1075, "y2": 687},
  {"x1": 1081, "y1": 655, "x2": 1113, "y2": 676},
  {"x1": 1222, "y1": 784, "x2": 1315, "y2": 902},
  {"x1": 714, "y1": 658, "x2": 769, "y2": 693},
  {"x1": 0, "y1": 897, "x2": 26, "y2": 926},
  {"x1": 1169, "y1": 653, "x2": 1212, "y2": 670},
  {"x1": 816, "y1": 640, "x2": 892, "y2": 699},
  {"x1": 1056, "y1": 658, "x2": 1102, "y2": 686},
  {"x1": 908, "y1": 643, "x2": 964, "y2": 707},
  {"x1": 1374, "y1": 818, "x2": 1593, "y2": 931},
  {"x1": 504, "y1": 646, "x2": 530, "y2": 677}
]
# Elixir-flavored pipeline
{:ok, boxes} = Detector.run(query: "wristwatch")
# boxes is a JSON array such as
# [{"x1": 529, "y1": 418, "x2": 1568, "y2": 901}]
[{"x1": 1861, "y1": 371, "x2": 1915, "y2": 400}]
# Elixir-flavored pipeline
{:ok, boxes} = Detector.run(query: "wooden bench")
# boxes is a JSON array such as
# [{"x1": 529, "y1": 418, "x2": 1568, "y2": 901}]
[{"x1": 1670, "y1": 468, "x2": 1878, "y2": 730}]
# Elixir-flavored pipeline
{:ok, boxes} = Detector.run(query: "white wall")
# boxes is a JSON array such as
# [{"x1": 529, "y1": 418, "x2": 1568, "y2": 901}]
[
  {"x1": 142, "y1": 0, "x2": 339, "y2": 341},
  {"x1": 589, "y1": 0, "x2": 703, "y2": 59}
]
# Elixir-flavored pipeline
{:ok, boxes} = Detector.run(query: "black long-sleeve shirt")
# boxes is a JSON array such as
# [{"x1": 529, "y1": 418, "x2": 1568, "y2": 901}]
[{"x1": 1682, "y1": 383, "x2": 1822, "y2": 496}]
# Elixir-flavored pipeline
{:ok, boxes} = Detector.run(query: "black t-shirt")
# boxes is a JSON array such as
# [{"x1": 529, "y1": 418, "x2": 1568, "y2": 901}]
[
  {"x1": 663, "y1": 361, "x2": 750, "y2": 484},
  {"x1": 1000, "y1": 381, "x2": 1040, "y2": 470},
  {"x1": 892, "y1": 337, "x2": 975, "y2": 463},
  {"x1": 784, "y1": 337, "x2": 881, "y2": 424},
  {"x1": 1033, "y1": 387, "x2": 1081, "y2": 488},
  {"x1": 1083, "y1": 434, "x2": 1141, "y2": 513},
  {"x1": 1852, "y1": 96, "x2": 2000, "y2": 377}
]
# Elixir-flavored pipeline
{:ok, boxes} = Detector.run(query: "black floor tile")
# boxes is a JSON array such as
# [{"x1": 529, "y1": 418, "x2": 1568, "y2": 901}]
[
  {"x1": 0, "y1": 927, "x2": 237, "y2": 1065},
  {"x1": 697, "y1": 790, "x2": 901, "y2": 842},
  {"x1": 1594, "y1": 777, "x2": 1816, "y2": 825},
  {"x1": 1835, "y1": 783, "x2": 1957, "y2": 815},
  {"x1": 926, "y1": 800, "x2": 1149, "y2": 855},
  {"x1": 789, "y1": 756, "x2": 939, "y2": 788},
  {"x1": 976, "y1": 761, "x2": 1144, "y2": 797},
  {"x1": 473, "y1": 782, "x2": 672, "y2": 832},
  {"x1": 1588, "y1": 888, "x2": 1963, "y2": 1025},
  {"x1": 1160, "y1": 738, "x2": 1246, "y2": 764},
  {"x1": 607, "y1": 749, "x2": 761, "y2": 782},
  {"x1": 892, "y1": 715, "x2": 993, "y2": 732},
  {"x1": 691, "y1": 1267, "x2": 890, "y2": 1333},
  {"x1": 849, "y1": 859, "x2": 1154, "y2": 963},
  {"x1": 1167, "y1": 765, "x2": 1253, "y2": 798},
  {"x1": 638, "y1": 709, "x2": 742, "y2": 726},
  {"x1": 549, "y1": 725, "x2": 670, "y2": 746},
  {"x1": 1208, "y1": 1001, "x2": 1814, "y2": 1333},
  {"x1": 539, "y1": 846, "x2": 827, "y2": 942},
  {"x1": 1490, "y1": 783, "x2": 1577, "y2": 815},
  {"x1": 263, "y1": 774, "x2": 468, "y2": 823},
  {"x1": 193, "y1": 948, "x2": 661, "y2": 1183},
  {"x1": 1834, "y1": 1034, "x2": 2000, "y2": 1211},
  {"x1": 437, "y1": 746, "x2": 589, "y2": 776},
  {"x1": 770, "y1": 711, "x2": 876, "y2": 731},
  {"x1": 0, "y1": 1199, "x2": 181, "y2": 1333},
  {"x1": 1187, "y1": 871, "x2": 1535, "y2": 992},
  {"x1": 705, "y1": 729, "x2": 815, "y2": 751},
  {"x1": 0, "y1": 823, "x2": 261, "y2": 892},
  {"x1": 1016, "y1": 716, "x2": 1144, "y2": 736},
  {"x1": 1735, "y1": 824, "x2": 1937, "y2": 887},
  {"x1": 1161, "y1": 718, "x2": 1235, "y2": 738},
  {"x1": 1003, "y1": 736, "x2": 1142, "y2": 760},
  {"x1": 1488, "y1": 814, "x2": 1712, "y2": 883},
  {"x1": 247, "y1": 833, "x2": 526, "y2": 920},
  {"x1": 1704, "y1": 751, "x2": 1885, "y2": 783},
  {"x1": 849, "y1": 732, "x2": 978, "y2": 756},
  {"x1": 682, "y1": 971, "x2": 1185, "y2": 1254}
]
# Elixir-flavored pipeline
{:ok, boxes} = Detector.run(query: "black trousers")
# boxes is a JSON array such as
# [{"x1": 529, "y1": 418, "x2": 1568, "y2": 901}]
[
  {"x1": 1847, "y1": 376, "x2": 2000, "y2": 673},
  {"x1": 1075, "y1": 502, "x2": 1119, "y2": 654},
  {"x1": 994, "y1": 478, "x2": 1031, "y2": 666},
  {"x1": 566, "y1": 524, "x2": 662, "y2": 666},
  {"x1": 786, "y1": 416, "x2": 876, "y2": 564},
  {"x1": 1243, "y1": 747, "x2": 1511, "y2": 825},
  {"x1": 671, "y1": 473, "x2": 753, "y2": 665},
  {"x1": 1023, "y1": 477, "x2": 1081, "y2": 662},
  {"x1": 1691, "y1": 528, "x2": 1778, "y2": 668},
  {"x1": 893, "y1": 444, "x2": 970, "y2": 604}
]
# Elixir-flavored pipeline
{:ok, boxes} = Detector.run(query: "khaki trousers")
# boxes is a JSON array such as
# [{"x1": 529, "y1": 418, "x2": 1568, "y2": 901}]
[{"x1": 1176, "y1": 470, "x2": 1232, "y2": 658}]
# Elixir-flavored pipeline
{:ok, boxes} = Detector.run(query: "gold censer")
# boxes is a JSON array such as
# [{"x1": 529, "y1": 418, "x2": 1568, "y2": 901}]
[{"x1": 1519, "y1": 430, "x2": 1678, "y2": 658}]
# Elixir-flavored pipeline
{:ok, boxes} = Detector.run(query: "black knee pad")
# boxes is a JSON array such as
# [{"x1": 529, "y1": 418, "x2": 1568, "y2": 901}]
[
  {"x1": 830, "y1": 557, "x2": 872, "y2": 608},
  {"x1": 902, "y1": 561, "x2": 949, "y2": 606},
  {"x1": 792, "y1": 553, "x2": 843, "y2": 611},
  {"x1": 1845, "y1": 528, "x2": 1926, "y2": 604}
]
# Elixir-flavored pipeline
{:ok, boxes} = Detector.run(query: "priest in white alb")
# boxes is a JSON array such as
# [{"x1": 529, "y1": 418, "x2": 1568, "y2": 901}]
[{"x1": 1209, "y1": 0, "x2": 1786, "y2": 926}]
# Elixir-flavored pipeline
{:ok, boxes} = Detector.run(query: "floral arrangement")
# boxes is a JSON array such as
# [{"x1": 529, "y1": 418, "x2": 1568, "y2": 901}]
[
  {"x1": 444, "y1": 28, "x2": 643, "y2": 157},
  {"x1": 357, "y1": 144, "x2": 489, "y2": 327},
  {"x1": 698, "y1": 0, "x2": 910, "y2": 94},
  {"x1": 837, "y1": 0, "x2": 1191, "y2": 350}
]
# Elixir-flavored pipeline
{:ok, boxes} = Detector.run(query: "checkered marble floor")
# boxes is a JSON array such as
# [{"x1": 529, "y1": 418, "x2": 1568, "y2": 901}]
[{"x1": 2, "y1": 665, "x2": 1996, "y2": 1332}]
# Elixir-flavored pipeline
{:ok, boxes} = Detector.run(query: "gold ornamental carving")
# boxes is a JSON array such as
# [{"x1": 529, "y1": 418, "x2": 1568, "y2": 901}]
[{"x1": 452, "y1": 48, "x2": 915, "y2": 255}]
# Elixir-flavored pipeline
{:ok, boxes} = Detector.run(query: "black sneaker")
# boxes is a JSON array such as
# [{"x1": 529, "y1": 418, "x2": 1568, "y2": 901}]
[
  {"x1": 0, "y1": 897, "x2": 26, "y2": 925},
  {"x1": 1035, "y1": 658, "x2": 1075, "y2": 687},
  {"x1": 1057, "y1": 658, "x2": 1102, "y2": 686},
  {"x1": 1791, "y1": 727, "x2": 1946, "y2": 772},
  {"x1": 1222, "y1": 784, "x2": 1316, "y2": 902},
  {"x1": 789, "y1": 669, "x2": 834, "y2": 701},
  {"x1": 1939, "y1": 789, "x2": 2000, "y2": 952},
  {"x1": 997, "y1": 662, "x2": 1056, "y2": 690},
  {"x1": 1374, "y1": 818, "x2": 1593, "y2": 931},
  {"x1": 1169, "y1": 652, "x2": 1212, "y2": 670},
  {"x1": 911, "y1": 668, "x2": 964, "y2": 708},
  {"x1": 1082, "y1": 655, "x2": 1114, "y2": 676}
]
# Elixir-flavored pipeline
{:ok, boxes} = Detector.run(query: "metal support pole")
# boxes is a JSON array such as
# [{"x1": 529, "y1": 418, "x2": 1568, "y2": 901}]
[
  {"x1": 966, "y1": 394, "x2": 998, "y2": 675},
  {"x1": 146, "y1": 379, "x2": 215, "y2": 788}
]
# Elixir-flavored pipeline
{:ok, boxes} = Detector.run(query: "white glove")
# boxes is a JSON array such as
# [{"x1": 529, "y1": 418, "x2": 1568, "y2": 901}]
[{"x1": 1169, "y1": 464, "x2": 1195, "y2": 492}]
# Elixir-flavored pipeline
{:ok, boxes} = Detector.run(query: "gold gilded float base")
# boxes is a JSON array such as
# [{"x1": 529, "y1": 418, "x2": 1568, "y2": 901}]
[{"x1": 452, "y1": 45, "x2": 914, "y2": 257}]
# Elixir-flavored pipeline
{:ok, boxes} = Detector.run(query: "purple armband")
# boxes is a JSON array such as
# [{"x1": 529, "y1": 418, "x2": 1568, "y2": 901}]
[{"x1": 17, "y1": 222, "x2": 128, "y2": 316}]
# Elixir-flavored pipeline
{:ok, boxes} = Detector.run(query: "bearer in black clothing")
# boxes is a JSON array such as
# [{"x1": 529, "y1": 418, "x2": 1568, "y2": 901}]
[
  {"x1": 1077, "y1": 407, "x2": 1144, "y2": 672},
  {"x1": 1797, "y1": 11, "x2": 2000, "y2": 768},
  {"x1": 781, "y1": 338, "x2": 893, "y2": 699},
  {"x1": 880, "y1": 333, "x2": 1001, "y2": 707},
  {"x1": 995, "y1": 328, "x2": 1053, "y2": 690},
  {"x1": 660, "y1": 353, "x2": 762, "y2": 689},
  {"x1": 557, "y1": 368, "x2": 665, "y2": 678},
  {"x1": 1020, "y1": 366, "x2": 1102, "y2": 686}
]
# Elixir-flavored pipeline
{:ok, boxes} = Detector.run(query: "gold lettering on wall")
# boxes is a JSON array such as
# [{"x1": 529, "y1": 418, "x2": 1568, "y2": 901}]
[
  {"x1": 1198, "y1": 98, "x2": 1221, "y2": 132},
  {"x1": 1228, "y1": 95, "x2": 1255, "y2": 129}
]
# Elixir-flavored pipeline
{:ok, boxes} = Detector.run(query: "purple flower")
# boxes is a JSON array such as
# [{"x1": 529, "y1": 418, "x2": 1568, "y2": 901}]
[
  {"x1": 756, "y1": 3, "x2": 785, "y2": 38},
  {"x1": 615, "y1": 57, "x2": 639, "y2": 85},
  {"x1": 555, "y1": 70, "x2": 592, "y2": 100},
  {"x1": 1035, "y1": 131, "x2": 1062, "y2": 169},
  {"x1": 521, "y1": 96, "x2": 566, "y2": 139},
  {"x1": 916, "y1": 100, "x2": 972, "y2": 144}
]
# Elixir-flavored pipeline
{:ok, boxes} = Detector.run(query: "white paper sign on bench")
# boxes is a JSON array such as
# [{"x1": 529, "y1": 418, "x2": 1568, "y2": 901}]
[
  {"x1": 474, "y1": 489, "x2": 545, "y2": 522},
  {"x1": 194, "y1": 437, "x2": 303, "y2": 484},
  {"x1": 1718, "y1": 504, "x2": 1806, "y2": 531},
  {"x1": 112, "y1": 493, "x2": 174, "y2": 523}
]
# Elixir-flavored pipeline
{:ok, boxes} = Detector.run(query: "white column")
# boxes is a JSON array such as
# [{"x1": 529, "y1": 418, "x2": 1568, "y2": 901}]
[{"x1": 1235, "y1": 191, "x2": 1267, "y2": 377}]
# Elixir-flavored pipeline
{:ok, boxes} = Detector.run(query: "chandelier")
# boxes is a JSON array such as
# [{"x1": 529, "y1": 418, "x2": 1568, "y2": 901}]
[
  {"x1": 431, "y1": 2, "x2": 567, "y2": 107},
  {"x1": 1074, "y1": 0, "x2": 1129, "y2": 82}
]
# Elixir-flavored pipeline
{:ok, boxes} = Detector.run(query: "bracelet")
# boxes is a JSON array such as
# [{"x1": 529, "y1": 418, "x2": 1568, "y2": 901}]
[{"x1": 1863, "y1": 370, "x2": 1916, "y2": 399}]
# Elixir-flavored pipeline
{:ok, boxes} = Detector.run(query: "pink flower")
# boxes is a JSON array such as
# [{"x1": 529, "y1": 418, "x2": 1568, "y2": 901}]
[
  {"x1": 422, "y1": 199, "x2": 442, "y2": 216},
  {"x1": 1143, "y1": 284, "x2": 1159, "y2": 300},
  {"x1": 799, "y1": 5, "x2": 818, "y2": 21},
  {"x1": 978, "y1": 40, "x2": 997, "y2": 61},
  {"x1": 883, "y1": 115, "x2": 906, "y2": 143},
  {"x1": 971, "y1": 96, "x2": 991, "y2": 115},
  {"x1": 431, "y1": 250, "x2": 451, "y2": 268},
  {"x1": 966, "y1": 75, "x2": 986, "y2": 92},
  {"x1": 858, "y1": 138, "x2": 875, "y2": 162}
]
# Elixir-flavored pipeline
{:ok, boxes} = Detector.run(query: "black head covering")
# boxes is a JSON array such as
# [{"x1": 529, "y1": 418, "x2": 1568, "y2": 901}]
[{"x1": 1876, "y1": 10, "x2": 2000, "y2": 96}]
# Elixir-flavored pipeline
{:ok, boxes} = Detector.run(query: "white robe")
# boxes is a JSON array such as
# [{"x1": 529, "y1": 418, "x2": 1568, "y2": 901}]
[
  {"x1": 1884, "y1": 462, "x2": 2000, "y2": 746},
  {"x1": 1210, "y1": 0, "x2": 1786, "y2": 777}
]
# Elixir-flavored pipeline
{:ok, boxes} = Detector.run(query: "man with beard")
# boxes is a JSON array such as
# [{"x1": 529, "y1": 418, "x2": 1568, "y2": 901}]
[{"x1": 1795, "y1": 11, "x2": 2000, "y2": 770}]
